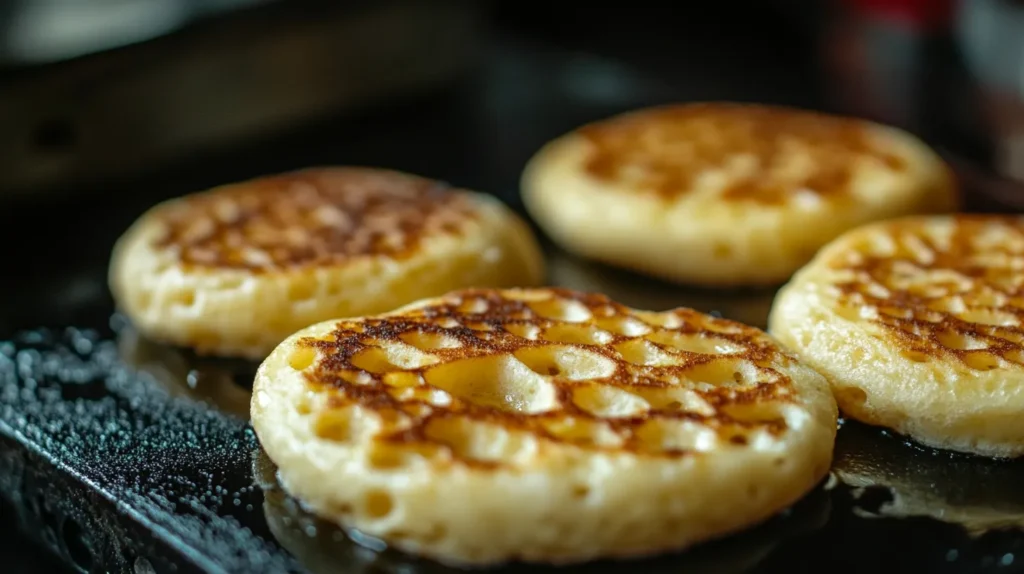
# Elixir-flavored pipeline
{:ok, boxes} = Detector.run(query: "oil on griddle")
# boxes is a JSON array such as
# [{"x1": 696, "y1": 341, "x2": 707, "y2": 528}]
[{"x1": 4, "y1": 243, "x2": 1024, "y2": 574}]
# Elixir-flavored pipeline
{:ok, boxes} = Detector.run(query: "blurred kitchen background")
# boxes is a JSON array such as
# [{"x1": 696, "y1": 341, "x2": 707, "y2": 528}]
[
  {"x1": 2, "y1": 0, "x2": 1024, "y2": 571},
  {"x1": 0, "y1": 0, "x2": 1022, "y2": 212}
]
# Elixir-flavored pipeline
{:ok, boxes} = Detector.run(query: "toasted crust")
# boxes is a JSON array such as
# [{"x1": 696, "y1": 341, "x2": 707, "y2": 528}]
[
  {"x1": 109, "y1": 167, "x2": 545, "y2": 359},
  {"x1": 252, "y1": 287, "x2": 837, "y2": 566},
  {"x1": 770, "y1": 215, "x2": 1024, "y2": 457},
  {"x1": 521, "y1": 102, "x2": 957, "y2": 287}
]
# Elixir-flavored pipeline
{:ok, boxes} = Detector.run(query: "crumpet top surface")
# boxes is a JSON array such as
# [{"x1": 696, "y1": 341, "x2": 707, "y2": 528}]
[
  {"x1": 578, "y1": 103, "x2": 907, "y2": 204},
  {"x1": 815, "y1": 215, "x2": 1024, "y2": 370},
  {"x1": 151, "y1": 167, "x2": 479, "y2": 271},
  {"x1": 285, "y1": 288, "x2": 815, "y2": 468}
]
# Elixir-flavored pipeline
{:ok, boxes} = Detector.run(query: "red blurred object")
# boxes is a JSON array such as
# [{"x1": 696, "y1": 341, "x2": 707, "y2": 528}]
[{"x1": 844, "y1": 0, "x2": 956, "y2": 30}]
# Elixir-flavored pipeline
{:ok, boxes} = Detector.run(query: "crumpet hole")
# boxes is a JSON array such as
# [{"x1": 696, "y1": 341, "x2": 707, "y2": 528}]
[
  {"x1": 685, "y1": 360, "x2": 756, "y2": 387},
  {"x1": 351, "y1": 344, "x2": 438, "y2": 373},
  {"x1": 645, "y1": 331, "x2": 742, "y2": 355},
  {"x1": 634, "y1": 419, "x2": 717, "y2": 452},
  {"x1": 962, "y1": 352, "x2": 1002, "y2": 371},
  {"x1": 423, "y1": 355, "x2": 558, "y2": 414},
  {"x1": 350, "y1": 348, "x2": 398, "y2": 373},
  {"x1": 936, "y1": 330, "x2": 988, "y2": 351},
  {"x1": 288, "y1": 347, "x2": 317, "y2": 371},
  {"x1": 572, "y1": 484, "x2": 591, "y2": 499},
  {"x1": 572, "y1": 384, "x2": 649, "y2": 418},
  {"x1": 314, "y1": 409, "x2": 353, "y2": 442},
  {"x1": 424, "y1": 418, "x2": 536, "y2": 464},
  {"x1": 367, "y1": 445, "x2": 408, "y2": 471},
  {"x1": 528, "y1": 298, "x2": 592, "y2": 322},
  {"x1": 614, "y1": 339, "x2": 680, "y2": 367},
  {"x1": 834, "y1": 303, "x2": 863, "y2": 322},
  {"x1": 541, "y1": 324, "x2": 614, "y2": 345},
  {"x1": 363, "y1": 489, "x2": 394, "y2": 519},
  {"x1": 634, "y1": 311, "x2": 682, "y2": 328},
  {"x1": 957, "y1": 309, "x2": 1019, "y2": 327},
  {"x1": 340, "y1": 370, "x2": 374, "y2": 386},
  {"x1": 169, "y1": 290, "x2": 196, "y2": 307},
  {"x1": 458, "y1": 298, "x2": 489, "y2": 314},
  {"x1": 634, "y1": 387, "x2": 716, "y2": 416},
  {"x1": 383, "y1": 372, "x2": 422, "y2": 388},
  {"x1": 1005, "y1": 349, "x2": 1024, "y2": 365},
  {"x1": 879, "y1": 306, "x2": 913, "y2": 320},
  {"x1": 542, "y1": 417, "x2": 622, "y2": 447},
  {"x1": 927, "y1": 297, "x2": 965, "y2": 315},
  {"x1": 900, "y1": 349, "x2": 930, "y2": 363},
  {"x1": 399, "y1": 331, "x2": 461, "y2": 350},
  {"x1": 505, "y1": 323, "x2": 542, "y2": 340},
  {"x1": 595, "y1": 316, "x2": 650, "y2": 337},
  {"x1": 836, "y1": 386, "x2": 868, "y2": 408},
  {"x1": 513, "y1": 345, "x2": 617, "y2": 380}
]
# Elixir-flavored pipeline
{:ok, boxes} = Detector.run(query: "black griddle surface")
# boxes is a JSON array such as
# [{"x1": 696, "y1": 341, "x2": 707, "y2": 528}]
[{"x1": 4, "y1": 36, "x2": 1024, "y2": 574}]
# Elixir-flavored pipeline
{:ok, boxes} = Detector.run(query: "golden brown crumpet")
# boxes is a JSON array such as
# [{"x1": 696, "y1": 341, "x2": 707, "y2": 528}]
[
  {"x1": 251, "y1": 287, "x2": 837, "y2": 567},
  {"x1": 109, "y1": 168, "x2": 545, "y2": 359},
  {"x1": 521, "y1": 102, "x2": 957, "y2": 287},
  {"x1": 770, "y1": 215, "x2": 1024, "y2": 458}
]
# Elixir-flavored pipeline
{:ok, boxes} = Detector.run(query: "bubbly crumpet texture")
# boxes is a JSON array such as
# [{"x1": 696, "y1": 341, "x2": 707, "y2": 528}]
[
  {"x1": 770, "y1": 215, "x2": 1024, "y2": 458},
  {"x1": 109, "y1": 167, "x2": 545, "y2": 359},
  {"x1": 252, "y1": 287, "x2": 837, "y2": 567},
  {"x1": 522, "y1": 102, "x2": 957, "y2": 287}
]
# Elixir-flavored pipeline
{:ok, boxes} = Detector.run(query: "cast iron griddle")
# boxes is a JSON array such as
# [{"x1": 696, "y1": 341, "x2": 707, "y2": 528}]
[{"x1": 3, "y1": 37, "x2": 1024, "y2": 574}]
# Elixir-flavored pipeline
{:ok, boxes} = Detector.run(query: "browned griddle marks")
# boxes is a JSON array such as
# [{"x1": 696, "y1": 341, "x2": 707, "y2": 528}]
[
  {"x1": 831, "y1": 215, "x2": 1024, "y2": 367},
  {"x1": 297, "y1": 288, "x2": 797, "y2": 467},
  {"x1": 579, "y1": 103, "x2": 906, "y2": 204},
  {"x1": 153, "y1": 167, "x2": 479, "y2": 271}
]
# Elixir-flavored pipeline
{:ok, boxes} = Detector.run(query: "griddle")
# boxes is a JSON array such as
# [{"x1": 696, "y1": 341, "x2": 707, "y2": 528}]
[{"x1": 4, "y1": 26, "x2": 1024, "y2": 574}]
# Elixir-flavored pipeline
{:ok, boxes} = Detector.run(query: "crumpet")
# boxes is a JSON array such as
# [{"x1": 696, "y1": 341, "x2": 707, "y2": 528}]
[
  {"x1": 521, "y1": 102, "x2": 957, "y2": 287},
  {"x1": 770, "y1": 215, "x2": 1024, "y2": 458},
  {"x1": 109, "y1": 167, "x2": 544, "y2": 359},
  {"x1": 251, "y1": 287, "x2": 837, "y2": 567}
]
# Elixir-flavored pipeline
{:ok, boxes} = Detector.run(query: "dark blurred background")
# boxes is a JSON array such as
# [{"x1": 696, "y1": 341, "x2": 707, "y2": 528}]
[
  {"x1": 2, "y1": 0, "x2": 1024, "y2": 571},
  {"x1": 1, "y1": 0, "x2": 1023, "y2": 208}
]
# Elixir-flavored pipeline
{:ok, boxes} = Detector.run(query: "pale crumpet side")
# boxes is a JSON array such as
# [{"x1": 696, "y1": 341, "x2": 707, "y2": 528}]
[
  {"x1": 109, "y1": 167, "x2": 545, "y2": 359},
  {"x1": 769, "y1": 215, "x2": 1024, "y2": 458},
  {"x1": 251, "y1": 287, "x2": 837, "y2": 567},
  {"x1": 521, "y1": 102, "x2": 957, "y2": 287}
]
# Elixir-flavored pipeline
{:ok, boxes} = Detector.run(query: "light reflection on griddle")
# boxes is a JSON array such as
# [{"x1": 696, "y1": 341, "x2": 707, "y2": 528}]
[
  {"x1": 253, "y1": 448, "x2": 831, "y2": 574},
  {"x1": 832, "y1": 421, "x2": 1024, "y2": 536},
  {"x1": 116, "y1": 323, "x2": 256, "y2": 419}
]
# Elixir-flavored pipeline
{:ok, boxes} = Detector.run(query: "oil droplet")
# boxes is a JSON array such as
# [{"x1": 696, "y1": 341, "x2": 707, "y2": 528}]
[
  {"x1": 946, "y1": 549, "x2": 959, "y2": 562},
  {"x1": 1002, "y1": 553, "x2": 1015, "y2": 566},
  {"x1": 348, "y1": 528, "x2": 387, "y2": 552}
]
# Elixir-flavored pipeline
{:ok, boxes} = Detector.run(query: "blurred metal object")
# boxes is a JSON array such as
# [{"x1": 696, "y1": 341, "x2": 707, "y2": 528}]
[
  {"x1": 0, "y1": 0, "x2": 488, "y2": 196},
  {"x1": 823, "y1": 0, "x2": 958, "y2": 129},
  {"x1": 958, "y1": 0, "x2": 1024, "y2": 183},
  {"x1": 0, "y1": 0, "x2": 189, "y2": 66},
  {"x1": 0, "y1": 0, "x2": 278, "y2": 66}
]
